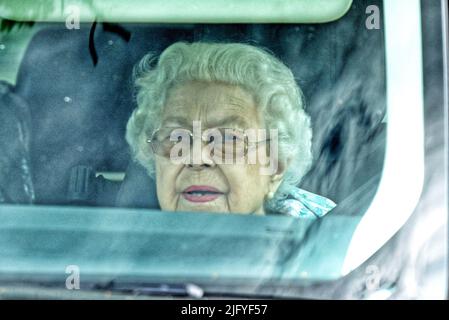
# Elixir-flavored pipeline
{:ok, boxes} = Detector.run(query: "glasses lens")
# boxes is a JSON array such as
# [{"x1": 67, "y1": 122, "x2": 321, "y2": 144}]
[
  {"x1": 150, "y1": 128, "x2": 192, "y2": 158},
  {"x1": 213, "y1": 128, "x2": 246, "y2": 162},
  {"x1": 149, "y1": 127, "x2": 249, "y2": 163}
]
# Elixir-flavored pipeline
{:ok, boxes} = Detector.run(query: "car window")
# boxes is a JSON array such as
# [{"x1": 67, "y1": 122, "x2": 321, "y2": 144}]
[{"x1": 0, "y1": 0, "x2": 446, "y2": 300}]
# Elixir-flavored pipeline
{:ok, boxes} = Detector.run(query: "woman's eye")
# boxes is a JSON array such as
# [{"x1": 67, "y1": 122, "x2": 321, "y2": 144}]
[
  {"x1": 224, "y1": 134, "x2": 241, "y2": 142},
  {"x1": 156, "y1": 134, "x2": 169, "y2": 142},
  {"x1": 159, "y1": 135, "x2": 171, "y2": 143}
]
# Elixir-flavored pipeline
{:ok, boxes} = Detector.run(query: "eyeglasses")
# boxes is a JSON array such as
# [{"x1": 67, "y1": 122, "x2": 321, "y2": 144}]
[{"x1": 146, "y1": 127, "x2": 270, "y2": 162}]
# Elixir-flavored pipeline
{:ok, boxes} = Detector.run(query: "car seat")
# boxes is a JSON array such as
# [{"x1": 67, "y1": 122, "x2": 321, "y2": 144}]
[{"x1": 0, "y1": 80, "x2": 34, "y2": 204}]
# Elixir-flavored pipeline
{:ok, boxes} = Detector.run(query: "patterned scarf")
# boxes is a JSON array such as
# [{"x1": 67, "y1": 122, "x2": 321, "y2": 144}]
[{"x1": 266, "y1": 187, "x2": 336, "y2": 219}]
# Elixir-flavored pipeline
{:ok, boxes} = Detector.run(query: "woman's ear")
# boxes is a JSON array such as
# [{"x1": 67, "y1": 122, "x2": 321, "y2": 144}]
[
  {"x1": 271, "y1": 156, "x2": 291, "y2": 182},
  {"x1": 269, "y1": 157, "x2": 291, "y2": 192}
]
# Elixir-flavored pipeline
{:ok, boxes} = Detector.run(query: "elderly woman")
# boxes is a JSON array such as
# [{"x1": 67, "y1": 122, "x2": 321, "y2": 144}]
[{"x1": 126, "y1": 42, "x2": 335, "y2": 218}]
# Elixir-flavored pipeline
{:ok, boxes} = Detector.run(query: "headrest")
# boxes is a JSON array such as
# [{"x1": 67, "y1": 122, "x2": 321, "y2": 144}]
[
  {"x1": 0, "y1": 81, "x2": 34, "y2": 204},
  {"x1": 14, "y1": 24, "x2": 136, "y2": 204}
]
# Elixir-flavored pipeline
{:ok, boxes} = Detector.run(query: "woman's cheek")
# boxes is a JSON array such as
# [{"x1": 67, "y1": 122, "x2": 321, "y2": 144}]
[
  {"x1": 221, "y1": 166, "x2": 256, "y2": 213},
  {"x1": 158, "y1": 182, "x2": 180, "y2": 211},
  {"x1": 155, "y1": 161, "x2": 180, "y2": 211}
]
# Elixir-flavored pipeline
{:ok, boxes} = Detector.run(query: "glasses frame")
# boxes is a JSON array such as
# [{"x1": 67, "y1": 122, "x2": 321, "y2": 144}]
[{"x1": 146, "y1": 127, "x2": 270, "y2": 160}]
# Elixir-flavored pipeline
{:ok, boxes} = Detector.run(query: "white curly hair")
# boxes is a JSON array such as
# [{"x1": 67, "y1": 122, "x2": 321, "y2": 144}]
[{"x1": 126, "y1": 41, "x2": 313, "y2": 195}]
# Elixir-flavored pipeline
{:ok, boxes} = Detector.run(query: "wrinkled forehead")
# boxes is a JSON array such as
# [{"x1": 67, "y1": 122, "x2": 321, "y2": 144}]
[{"x1": 161, "y1": 81, "x2": 263, "y2": 129}]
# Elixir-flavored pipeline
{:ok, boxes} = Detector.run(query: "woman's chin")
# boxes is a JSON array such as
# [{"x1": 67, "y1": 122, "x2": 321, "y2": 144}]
[
  {"x1": 175, "y1": 196, "x2": 229, "y2": 214},
  {"x1": 177, "y1": 206, "x2": 230, "y2": 214}
]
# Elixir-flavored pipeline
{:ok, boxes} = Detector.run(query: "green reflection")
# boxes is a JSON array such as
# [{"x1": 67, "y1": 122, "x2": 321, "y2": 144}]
[{"x1": 0, "y1": 0, "x2": 352, "y2": 23}]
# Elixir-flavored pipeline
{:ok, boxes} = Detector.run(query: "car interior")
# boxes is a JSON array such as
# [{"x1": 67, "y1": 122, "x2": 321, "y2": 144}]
[{"x1": 0, "y1": 0, "x2": 386, "y2": 215}]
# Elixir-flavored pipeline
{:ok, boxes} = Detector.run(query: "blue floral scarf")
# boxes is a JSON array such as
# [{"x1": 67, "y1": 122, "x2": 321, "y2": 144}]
[{"x1": 267, "y1": 187, "x2": 336, "y2": 219}]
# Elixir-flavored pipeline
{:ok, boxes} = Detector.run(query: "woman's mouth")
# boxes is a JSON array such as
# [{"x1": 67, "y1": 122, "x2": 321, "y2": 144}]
[{"x1": 181, "y1": 185, "x2": 224, "y2": 203}]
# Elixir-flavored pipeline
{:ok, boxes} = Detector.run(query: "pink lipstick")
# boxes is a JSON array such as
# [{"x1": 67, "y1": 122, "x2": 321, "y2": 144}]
[{"x1": 182, "y1": 185, "x2": 223, "y2": 203}]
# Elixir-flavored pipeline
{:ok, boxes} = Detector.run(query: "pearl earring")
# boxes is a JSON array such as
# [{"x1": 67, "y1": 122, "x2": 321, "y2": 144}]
[{"x1": 267, "y1": 191, "x2": 275, "y2": 200}]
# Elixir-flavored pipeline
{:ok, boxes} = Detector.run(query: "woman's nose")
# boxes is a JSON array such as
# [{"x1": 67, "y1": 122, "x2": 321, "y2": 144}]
[
  {"x1": 187, "y1": 162, "x2": 212, "y2": 169},
  {"x1": 187, "y1": 141, "x2": 216, "y2": 169}
]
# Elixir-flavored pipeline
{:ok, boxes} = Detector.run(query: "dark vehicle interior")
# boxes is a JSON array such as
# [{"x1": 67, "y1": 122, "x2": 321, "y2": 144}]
[
  {"x1": 0, "y1": 0, "x2": 386, "y2": 214},
  {"x1": 1, "y1": 0, "x2": 448, "y2": 301}
]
